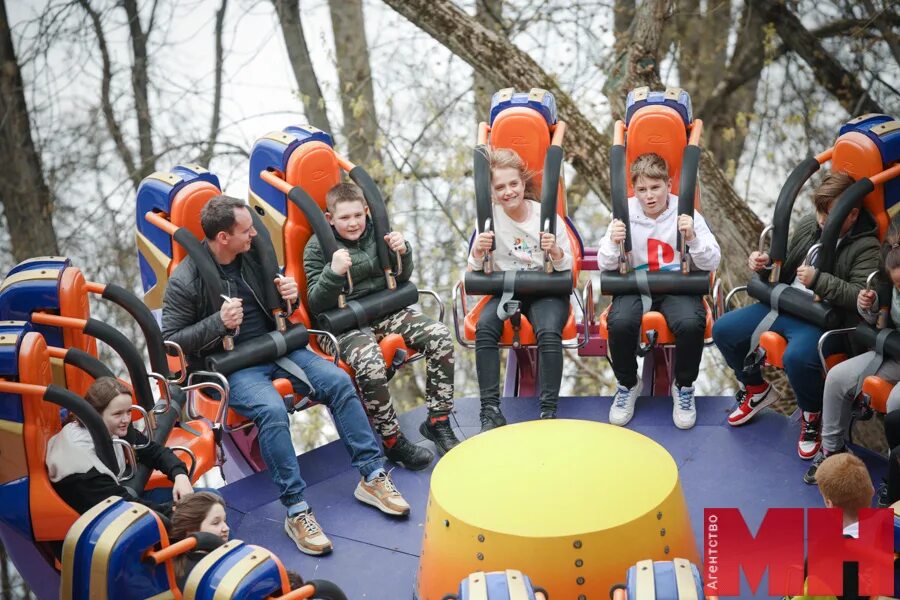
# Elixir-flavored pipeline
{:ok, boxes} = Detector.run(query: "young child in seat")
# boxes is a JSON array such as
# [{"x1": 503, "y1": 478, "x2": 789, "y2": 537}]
[
  {"x1": 805, "y1": 232, "x2": 900, "y2": 485},
  {"x1": 305, "y1": 183, "x2": 460, "y2": 470},
  {"x1": 171, "y1": 492, "x2": 230, "y2": 588},
  {"x1": 712, "y1": 171, "x2": 879, "y2": 459},
  {"x1": 45, "y1": 376, "x2": 202, "y2": 516},
  {"x1": 468, "y1": 147, "x2": 573, "y2": 429},
  {"x1": 597, "y1": 152, "x2": 721, "y2": 429}
]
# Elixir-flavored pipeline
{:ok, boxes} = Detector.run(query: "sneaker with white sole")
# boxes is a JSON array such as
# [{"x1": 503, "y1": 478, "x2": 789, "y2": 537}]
[
  {"x1": 354, "y1": 470, "x2": 410, "y2": 516},
  {"x1": 798, "y1": 411, "x2": 822, "y2": 459},
  {"x1": 672, "y1": 384, "x2": 697, "y2": 430},
  {"x1": 609, "y1": 382, "x2": 642, "y2": 426},
  {"x1": 284, "y1": 510, "x2": 333, "y2": 555},
  {"x1": 727, "y1": 384, "x2": 778, "y2": 426}
]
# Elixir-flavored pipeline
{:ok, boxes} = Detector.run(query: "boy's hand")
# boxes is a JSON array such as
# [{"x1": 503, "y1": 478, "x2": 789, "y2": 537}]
[
  {"x1": 472, "y1": 231, "x2": 494, "y2": 259},
  {"x1": 607, "y1": 219, "x2": 627, "y2": 244},
  {"x1": 384, "y1": 231, "x2": 407, "y2": 255},
  {"x1": 748, "y1": 251, "x2": 770, "y2": 272},
  {"x1": 796, "y1": 264, "x2": 817, "y2": 288},
  {"x1": 331, "y1": 248, "x2": 352, "y2": 276},
  {"x1": 677, "y1": 214, "x2": 695, "y2": 242},
  {"x1": 171, "y1": 473, "x2": 194, "y2": 503},
  {"x1": 274, "y1": 276, "x2": 298, "y2": 303},
  {"x1": 540, "y1": 232, "x2": 563, "y2": 260},
  {"x1": 220, "y1": 298, "x2": 243, "y2": 329},
  {"x1": 858, "y1": 288, "x2": 876, "y2": 311}
]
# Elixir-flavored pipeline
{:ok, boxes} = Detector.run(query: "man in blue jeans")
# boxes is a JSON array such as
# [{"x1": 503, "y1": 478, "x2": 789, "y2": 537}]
[{"x1": 162, "y1": 195, "x2": 409, "y2": 555}]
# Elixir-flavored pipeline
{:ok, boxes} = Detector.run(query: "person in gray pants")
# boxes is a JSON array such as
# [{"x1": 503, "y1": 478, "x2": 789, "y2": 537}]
[{"x1": 805, "y1": 233, "x2": 900, "y2": 484}]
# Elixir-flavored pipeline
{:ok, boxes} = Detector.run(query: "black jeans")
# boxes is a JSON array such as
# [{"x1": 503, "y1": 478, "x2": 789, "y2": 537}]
[
  {"x1": 607, "y1": 293, "x2": 706, "y2": 389},
  {"x1": 475, "y1": 295, "x2": 569, "y2": 413},
  {"x1": 885, "y1": 410, "x2": 900, "y2": 504}
]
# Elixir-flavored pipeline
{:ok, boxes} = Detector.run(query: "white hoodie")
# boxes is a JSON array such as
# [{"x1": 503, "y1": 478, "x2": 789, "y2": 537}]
[
  {"x1": 597, "y1": 194, "x2": 720, "y2": 272},
  {"x1": 468, "y1": 200, "x2": 573, "y2": 272}
]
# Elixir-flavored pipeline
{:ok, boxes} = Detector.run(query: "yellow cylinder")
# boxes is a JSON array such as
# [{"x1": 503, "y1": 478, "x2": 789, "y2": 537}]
[{"x1": 416, "y1": 420, "x2": 699, "y2": 599}]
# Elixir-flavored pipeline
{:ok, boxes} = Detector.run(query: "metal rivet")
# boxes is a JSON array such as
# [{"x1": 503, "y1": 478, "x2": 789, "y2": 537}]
[
  {"x1": 573, "y1": 540, "x2": 582, "y2": 549},
  {"x1": 576, "y1": 577, "x2": 585, "y2": 585},
  {"x1": 575, "y1": 559, "x2": 583, "y2": 567},
  {"x1": 660, "y1": 528, "x2": 666, "y2": 536},
  {"x1": 664, "y1": 545, "x2": 670, "y2": 554},
  {"x1": 477, "y1": 534, "x2": 485, "y2": 542},
  {"x1": 444, "y1": 519, "x2": 450, "y2": 527},
  {"x1": 657, "y1": 511, "x2": 663, "y2": 520},
  {"x1": 476, "y1": 553, "x2": 484, "y2": 560}
]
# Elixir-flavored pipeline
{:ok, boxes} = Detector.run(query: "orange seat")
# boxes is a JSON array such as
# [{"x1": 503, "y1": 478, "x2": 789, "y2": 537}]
[
  {"x1": 598, "y1": 302, "x2": 713, "y2": 345},
  {"x1": 862, "y1": 375, "x2": 895, "y2": 414},
  {"x1": 758, "y1": 331, "x2": 846, "y2": 371},
  {"x1": 462, "y1": 295, "x2": 578, "y2": 346},
  {"x1": 145, "y1": 419, "x2": 217, "y2": 490}
]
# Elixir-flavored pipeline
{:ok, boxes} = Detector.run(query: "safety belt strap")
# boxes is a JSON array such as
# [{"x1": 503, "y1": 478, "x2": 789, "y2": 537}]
[
  {"x1": 636, "y1": 270, "x2": 652, "y2": 315},
  {"x1": 744, "y1": 283, "x2": 789, "y2": 366},
  {"x1": 267, "y1": 329, "x2": 315, "y2": 400},
  {"x1": 496, "y1": 271, "x2": 520, "y2": 321},
  {"x1": 853, "y1": 328, "x2": 893, "y2": 398}
]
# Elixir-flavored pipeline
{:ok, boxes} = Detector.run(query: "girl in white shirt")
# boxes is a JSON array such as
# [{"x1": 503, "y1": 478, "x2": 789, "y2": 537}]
[{"x1": 468, "y1": 148, "x2": 573, "y2": 429}]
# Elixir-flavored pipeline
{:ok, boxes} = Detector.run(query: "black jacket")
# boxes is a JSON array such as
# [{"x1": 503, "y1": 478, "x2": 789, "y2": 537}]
[
  {"x1": 51, "y1": 425, "x2": 188, "y2": 515},
  {"x1": 161, "y1": 242, "x2": 284, "y2": 371}
]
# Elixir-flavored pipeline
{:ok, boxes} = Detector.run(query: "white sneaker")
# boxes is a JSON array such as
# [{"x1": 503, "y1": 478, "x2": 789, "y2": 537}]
[
  {"x1": 672, "y1": 384, "x2": 697, "y2": 430},
  {"x1": 609, "y1": 382, "x2": 642, "y2": 426}
]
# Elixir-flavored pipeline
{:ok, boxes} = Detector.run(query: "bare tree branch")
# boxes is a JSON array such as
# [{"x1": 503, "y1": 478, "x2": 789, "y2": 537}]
[
  {"x1": 473, "y1": 0, "x2": 504, "y2": 124},
  {"x1": 272, "y1": 0, "x2": 332, "y2": 132},
  {"x1": 122, "y1": 0, "x2": 155, "y2": 180},
  {"x1": 860, "y1": 0, "x2": 900, "y2": 68},
  {"x1": 198, "y1": 0, "x2": 227, "y2": 166}
]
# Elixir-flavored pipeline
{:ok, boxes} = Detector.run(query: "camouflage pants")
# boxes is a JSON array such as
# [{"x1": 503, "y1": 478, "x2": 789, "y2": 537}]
[{"x1": 319, "y1": 308, "x2": 455, "y2": 438}]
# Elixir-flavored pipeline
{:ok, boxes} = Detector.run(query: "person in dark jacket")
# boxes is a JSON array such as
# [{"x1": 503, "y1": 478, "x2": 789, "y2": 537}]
[
  {"x1": 161, "y1": 195, "x2": 409, "y2": 557},
  {"x1": 713, "y1": 172, "x2": 881, "y2": 459},
  {"x1": 45, "y1": 377, "x2": 193, "y2": 516},
  {"x1": 304, "y1": 183, "x2": 460, "y2": 471}
]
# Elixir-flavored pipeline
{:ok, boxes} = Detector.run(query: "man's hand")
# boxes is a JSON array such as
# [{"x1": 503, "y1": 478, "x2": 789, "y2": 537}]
[
  {"x1": 748, "y1": 251, "x2": 770, "y2": 272},
  {"x1": 220, "y1": 298, "x2": 243, "y2": 329},
  {"x1": 608, "y1": 219, "x2": 626, "y2": 244},
  {"x1": 171, "y1": 473, "x2": 194, "y2": 503},
  {"x1": 677, "y1": 214, "x2": 695, "y2": 242},
  {"x1": 331, "y1": 248, "x2": 352, "y2": 276},
  {"x1": 796, "y1": 264, "x2": 817, "y2": 288},
  {"x1": 858, "y1": 288, "x2": 877, "y2": 311},
  {"x1": 275, "y1": 276, "x2": 298, "y2": 303},
  {"x1": 384, "y1": 231, "x2": 407, "y2": 255}
]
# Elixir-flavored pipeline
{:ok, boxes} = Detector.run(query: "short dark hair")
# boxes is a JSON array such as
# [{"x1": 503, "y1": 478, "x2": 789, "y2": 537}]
[
  {"x1": 325, "y1": 183, "x2": 366, "y2": 213},
  {"x1": 200, "y1": 195, "x2": 249, "y2": 240},
  {"x1": 813, "y1": 171, "x2": 856, "y2": 214}
]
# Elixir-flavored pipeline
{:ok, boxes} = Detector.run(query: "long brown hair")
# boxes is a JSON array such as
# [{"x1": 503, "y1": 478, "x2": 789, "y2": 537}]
[
  {"x1": 67, "y1": 376, "x2": 131, "y2": 425},
  {"x1": 486, "y1": 147, "x2": 537, "y2": 201},
  {"x1": 171, "y1": 492, "x2": 226, "y2": 581}
]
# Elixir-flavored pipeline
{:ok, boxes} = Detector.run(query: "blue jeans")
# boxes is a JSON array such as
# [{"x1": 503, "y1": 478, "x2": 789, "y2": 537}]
[
  {"x1": 712, "y1": 303, "x2": 844, "y2": 412},
  {"x1": 226, "y1": 348, "x2": 384, "y2": 508}
]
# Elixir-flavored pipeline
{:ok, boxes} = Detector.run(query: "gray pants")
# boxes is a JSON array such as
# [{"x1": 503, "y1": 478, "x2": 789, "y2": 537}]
[{"x1": 821, "y1": 351, "x2": 900, "y2": 452}]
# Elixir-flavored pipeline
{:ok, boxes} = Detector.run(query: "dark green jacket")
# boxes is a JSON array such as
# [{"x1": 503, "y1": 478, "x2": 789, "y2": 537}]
[
  {"x1": 779, "y1": 210, "x2": 881, "y2": 320},
  {"x1": 304, "y1": 221, "x2": 414, "y2": 316}
]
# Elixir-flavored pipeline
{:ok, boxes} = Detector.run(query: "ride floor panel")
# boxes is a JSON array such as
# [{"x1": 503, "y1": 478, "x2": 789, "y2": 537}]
[{"x1": 219, "y1": 395, "x2": 888, "y2": 599}]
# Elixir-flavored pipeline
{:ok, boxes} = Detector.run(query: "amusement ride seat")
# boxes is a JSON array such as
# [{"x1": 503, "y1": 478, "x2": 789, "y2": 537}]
[
  {"x1": 247, "y1": 125, "x2": 440, "y2": 379},
  {"x1": 732, "y1": 114, "x2": 900, "y2": 377},
  {"x1": 595, "y1": 88, "x2": 718, "y2": 393},
  {"x1": 451, "y1": 88, "x2": 593, "y2": 359}
]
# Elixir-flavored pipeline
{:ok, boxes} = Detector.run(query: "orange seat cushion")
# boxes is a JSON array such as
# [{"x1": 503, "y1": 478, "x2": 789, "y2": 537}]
[
  {"x1": 862, "y1": 375, "x2": 895, "y2": 414},
  {"x1": 759, "y1": 331, "x2": 846, "y2": 372},
  {"x1": 145, "y1": 419, "x2": 217, "y2": 489},
  {"x1": 597, "y1": 301, "x2": 713, "y2": 344},
  {"x1": 463, "y1": 295, "x2": 576, "y2": 345}
]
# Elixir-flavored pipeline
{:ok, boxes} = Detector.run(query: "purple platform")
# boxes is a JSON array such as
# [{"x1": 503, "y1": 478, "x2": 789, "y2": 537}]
[{"x1": 219, "y1": 395, "x2": 888, "y2": 599}]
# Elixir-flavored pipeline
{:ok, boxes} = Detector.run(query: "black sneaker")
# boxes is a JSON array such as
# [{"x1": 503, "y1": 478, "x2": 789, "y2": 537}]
[
  {"x1": 480, "y1": 405, "x2": 507, "y2": 433},
  {"x1": 419, "y1": 418, "x2": 461, "y2": 456},
  {"x1": 540, "y1": 410, "x2": 557, "y2": 419},
  {"x1": 383, "y1": 434, "x2": 433, "y2": 471},
  {"x1": 876, "y1": 481, "x2": 891, "y2": 508},
  {"x1": 803, "y1": 446, "x2": 846, "y2": 485}
]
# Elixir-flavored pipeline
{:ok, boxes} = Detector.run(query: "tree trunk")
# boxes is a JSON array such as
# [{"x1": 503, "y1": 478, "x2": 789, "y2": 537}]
[
  {"x1": 122, "y1": 0, "x2": 155, "y2": 180},
  {"x1": 613, "y1": 0, "x2": 635, "y2": 50},
  {"x1": 0, "y1": 0, "x2": 59, "y2": 260},
  {"x1": 199, "y1": 0, "x2": 228, "y2": 166},
  {"x1": 473, "y1": 0, "x2": 504, "y2": 124},
  {"x1": 329, "y1": 0, "x2": 381, "y2": 172},
  {"x1": 382, "y1": 0, "x2": 763, "y2": 294},
  {"x1": 273, "y1": 0, "x2": 333, "y2": 133},
  {"x1": 757, "y1": 0, "x2": 883, "y2": 116}
]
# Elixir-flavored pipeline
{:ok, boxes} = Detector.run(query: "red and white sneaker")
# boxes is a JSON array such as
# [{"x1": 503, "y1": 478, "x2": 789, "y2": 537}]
[
  {"x1": 798, "y1": 411, "x2": 822, "y2": 459},
  {"x1": 727, "y1": 384, "x2": 779, "y2": 426}
]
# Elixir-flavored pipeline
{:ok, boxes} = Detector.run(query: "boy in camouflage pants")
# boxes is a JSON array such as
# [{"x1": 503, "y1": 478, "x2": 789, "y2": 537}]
[{"x1": 304, "y1": 183, "x2": 459, "y2": 470}]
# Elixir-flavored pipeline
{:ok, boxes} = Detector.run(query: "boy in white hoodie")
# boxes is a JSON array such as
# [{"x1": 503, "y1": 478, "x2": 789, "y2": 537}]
[{"x1": 598, "y1": 152, "x2": 721, "y2": 429}]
